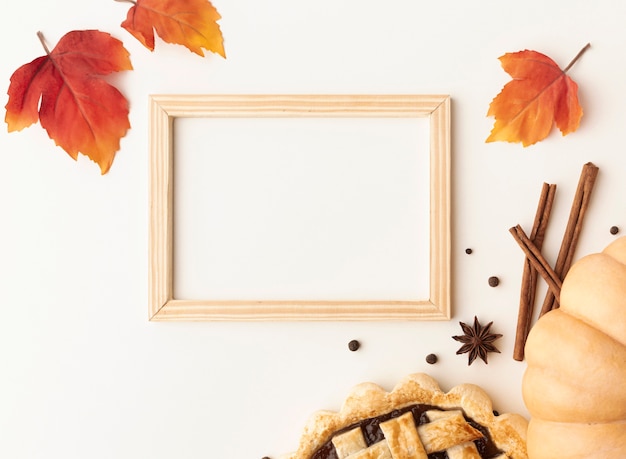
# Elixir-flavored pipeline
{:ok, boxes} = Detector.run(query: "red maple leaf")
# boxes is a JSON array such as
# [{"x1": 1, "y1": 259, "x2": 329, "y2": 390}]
[
  {"x1": 5, "y1": 30, "x2": 133, "y2": 174},
  {"x1": 117, "y1": 0, "x2": 226, "y2": 58},
  {"x1": 486, "y1": 44, "x2": 590, "y2": 147}
]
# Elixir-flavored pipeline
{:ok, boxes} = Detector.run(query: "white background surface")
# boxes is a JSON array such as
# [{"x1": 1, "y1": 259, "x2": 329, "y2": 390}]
[{"x1": 1, "y1": 1, "x2": 626, "y2": 458}]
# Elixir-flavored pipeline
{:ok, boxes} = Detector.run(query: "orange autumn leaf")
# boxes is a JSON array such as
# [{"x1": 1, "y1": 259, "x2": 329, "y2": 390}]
[
  {"x1": 118, "y1": 0, "x2": 226, "y2": 58},
  {"x1": 486, "y1": 44, "x2": 590, "y2": 147},
  {"x1": 5, "y1": 30, "x2": 132, "y2": 174}
]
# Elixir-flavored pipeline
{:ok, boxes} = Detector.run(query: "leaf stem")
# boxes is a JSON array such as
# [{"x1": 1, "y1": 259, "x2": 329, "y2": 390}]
[
  {"x1": 563, "y1": 43, "x2": 591, "y2": 73},
  {"x1": 37, "y1": 31, "x2": 51, "y2": 55},
  {"x1": 114, "y1": 0, "x2": 137, "y2": 4}
]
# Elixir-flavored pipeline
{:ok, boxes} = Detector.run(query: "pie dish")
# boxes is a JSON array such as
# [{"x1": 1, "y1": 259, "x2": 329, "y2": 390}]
[{"x1": 286, "y1": 373, "x2": 528, "y2": 459}]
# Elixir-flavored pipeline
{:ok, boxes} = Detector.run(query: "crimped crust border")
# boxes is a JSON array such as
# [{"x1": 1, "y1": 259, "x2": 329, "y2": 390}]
[{"x1": 287, "y1": 373, "x2": 528, "y2": 459}]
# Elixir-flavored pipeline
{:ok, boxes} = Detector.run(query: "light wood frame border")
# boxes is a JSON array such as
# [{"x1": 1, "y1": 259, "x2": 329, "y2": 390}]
[{"x1": 149, "y1": 94, "x2": 451, "y2": 321}]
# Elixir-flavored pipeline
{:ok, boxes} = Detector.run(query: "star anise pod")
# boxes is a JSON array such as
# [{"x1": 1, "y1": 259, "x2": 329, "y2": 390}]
[{"x1": 453, "y1": 316, "x2": 502, "y2": 365}]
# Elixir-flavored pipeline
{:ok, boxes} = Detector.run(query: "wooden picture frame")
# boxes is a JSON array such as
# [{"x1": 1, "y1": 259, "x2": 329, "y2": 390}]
[{"x1": 149, "y1": 94, "x2": 450, "y2": 321}]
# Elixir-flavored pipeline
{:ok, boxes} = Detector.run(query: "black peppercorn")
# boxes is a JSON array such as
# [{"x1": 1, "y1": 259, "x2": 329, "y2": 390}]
[
  {"x1": 610, "y1": 226, "x2": 619, "y2": 235},
  {"x1": 348, "y1": 340, "x2": 360, "y2": 351},
  {"x1": 425, "y1": 353, "x2": 438, "y2": 364},
  {"x1": 465, "y1": 248, "x2": 473, "y2": 254},
  {"x1": 488, "y1": 276, "x2": 500, "y2": 287}
]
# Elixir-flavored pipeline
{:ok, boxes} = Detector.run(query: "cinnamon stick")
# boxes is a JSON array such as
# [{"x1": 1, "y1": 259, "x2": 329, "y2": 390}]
[
  {"x1": 513, "y1": 183, "x2": 556, "y2": 361},
  {"x1": 510, "y1": 225, "x2": 562, "y2": 302},
  {"x1": 539, "y1": 162, "x2": 598, "y2": 316}
]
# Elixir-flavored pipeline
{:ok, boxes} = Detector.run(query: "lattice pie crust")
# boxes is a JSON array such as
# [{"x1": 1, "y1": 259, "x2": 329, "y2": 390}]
[{"x1": 286, "y1": 373, "x2": 528, "y2": 459}]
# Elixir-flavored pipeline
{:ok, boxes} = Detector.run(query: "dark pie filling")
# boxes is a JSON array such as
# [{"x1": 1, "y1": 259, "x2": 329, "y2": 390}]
[{"x1": 311, "y1": 403, "x2": 504, "y2": 459}]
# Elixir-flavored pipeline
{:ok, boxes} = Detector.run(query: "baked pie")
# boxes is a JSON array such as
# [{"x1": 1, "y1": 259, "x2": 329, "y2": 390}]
[{"x1": 286, "y1": 373, "x2": 527, "y2": 459}]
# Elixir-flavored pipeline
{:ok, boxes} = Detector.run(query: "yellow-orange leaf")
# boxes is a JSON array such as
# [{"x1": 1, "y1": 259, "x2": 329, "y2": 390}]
[
  {"x1": 486, "y1": 46, "x2": 589, "y2": 147},
  {"x1": 5, "y1": 30, "x2": 132, "y2": 174},
  {"x1": 120, "y1": 0, "x2": 226, "y2": 58}
]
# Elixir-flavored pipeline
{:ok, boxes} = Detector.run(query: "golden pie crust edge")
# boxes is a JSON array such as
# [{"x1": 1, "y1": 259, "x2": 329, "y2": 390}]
[{"x1": 285, "y1": 373, "x2": 528, "y2": 459}]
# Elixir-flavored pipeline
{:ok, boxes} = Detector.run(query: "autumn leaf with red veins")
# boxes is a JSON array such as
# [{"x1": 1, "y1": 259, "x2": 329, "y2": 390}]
[
  {"x1": 5, "y1": 30, "x2": 132, "y2": 174},
  {"x1": 117, "y1": 0, "x2": 226, "y2": 58},
  {"x1": 486, "y1": 44, "x2": 590, "y2": 147}
]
